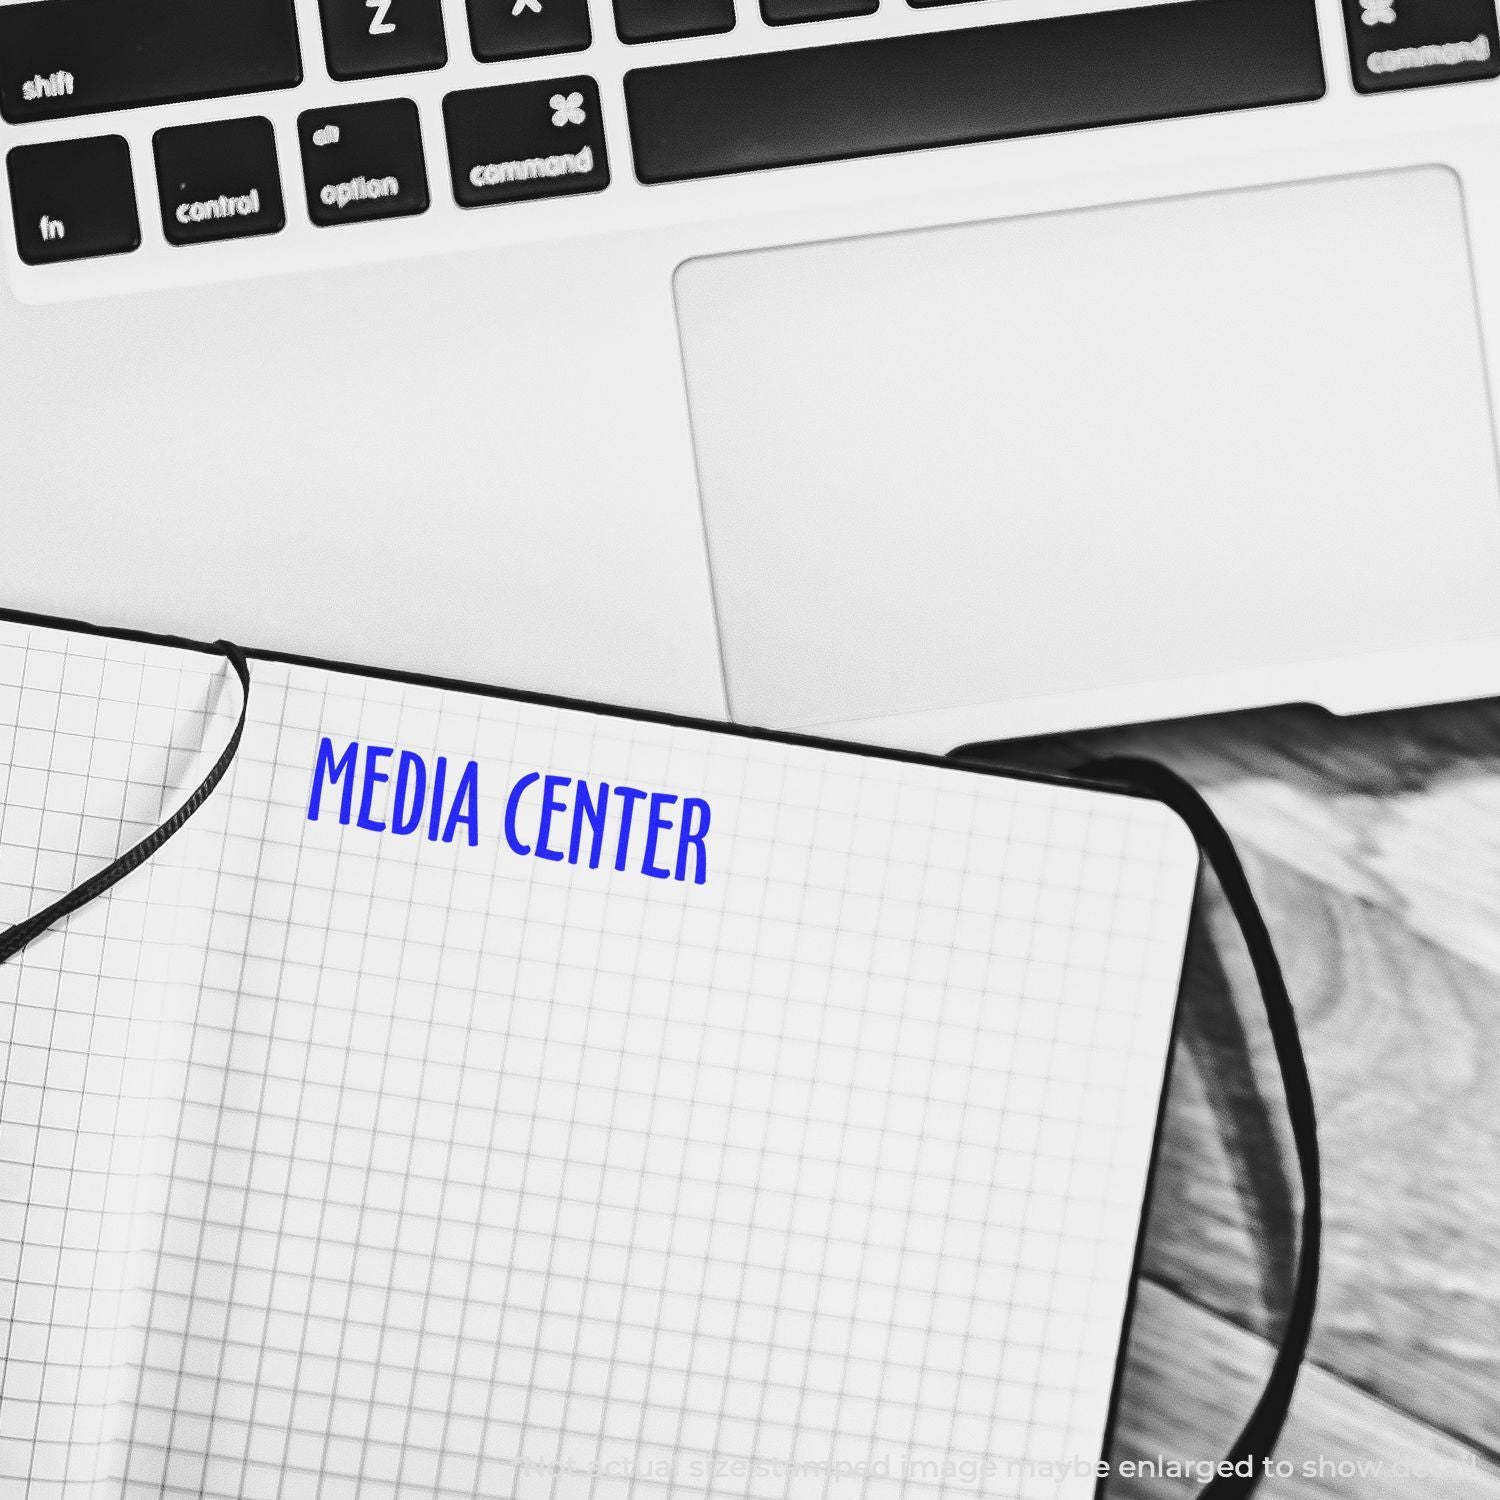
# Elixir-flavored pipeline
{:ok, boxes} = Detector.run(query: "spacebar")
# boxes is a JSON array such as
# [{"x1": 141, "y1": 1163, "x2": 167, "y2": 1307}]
[{"x1": 624, "y1": 0, "x2": 1324, "y2": 183}]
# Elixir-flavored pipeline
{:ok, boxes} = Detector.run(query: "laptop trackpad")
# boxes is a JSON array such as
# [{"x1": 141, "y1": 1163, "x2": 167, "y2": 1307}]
[{"x1": 675, "y1": 168, "x2": 1500, "y2": 730}]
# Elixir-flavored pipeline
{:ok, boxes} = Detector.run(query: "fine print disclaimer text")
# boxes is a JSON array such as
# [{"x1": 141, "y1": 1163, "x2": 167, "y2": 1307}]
[{"x1": 507, "y1": 1449, "x2": 1487, "y2": 1487}]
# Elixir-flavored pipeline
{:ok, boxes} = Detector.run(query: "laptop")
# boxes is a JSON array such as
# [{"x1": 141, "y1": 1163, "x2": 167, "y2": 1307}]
[{"x1": 3, "y1": 0, "x2": 1500, "y2": 752}]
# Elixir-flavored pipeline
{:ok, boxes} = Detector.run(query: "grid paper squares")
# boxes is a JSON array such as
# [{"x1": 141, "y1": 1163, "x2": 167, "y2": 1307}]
[{"x1": 0, "y1": 621, "x2": 1197, "y2": 1500}]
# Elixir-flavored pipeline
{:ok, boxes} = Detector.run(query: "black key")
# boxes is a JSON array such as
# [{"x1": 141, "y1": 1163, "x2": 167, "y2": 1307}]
[
  {"x1": 154, "y1": 117, "x2": 286, "y2": 246},
  {"x1": 7, "y1": 136, "x2": 140, "y2": 266},
  {"x1": 0, "y1": 0, "x2": 302, "y2": 126},
  {"x1": 625, "y1": 0, "x2": 1324, "y2": 182},
  {"x1": 614, "y1": 0, "x2": 733, "y2": 45},
  {"x1": 299, "y1": 99, "x2": 430, "y2": 225},
  {"x1": 1342, "y1": 0, "x2": 1499, "y2": 92},
  {"x1": 318, "y1": 0, "x2": 448, "y2": 80},
  {"x1": 467, "y1": 0, "x2": 592, "y2": 61},
  {"x1": 763, "y1": 0, "x2": 875, "y2": 23},
  {"x1": 444, "y1": 78, "x2": 609, "y2": 207}
]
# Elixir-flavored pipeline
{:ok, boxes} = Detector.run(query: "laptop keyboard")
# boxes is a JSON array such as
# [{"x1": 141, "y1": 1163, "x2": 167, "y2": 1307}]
[{"x1": 0, "y1": 0, "x2": 1483, "y2": 274}]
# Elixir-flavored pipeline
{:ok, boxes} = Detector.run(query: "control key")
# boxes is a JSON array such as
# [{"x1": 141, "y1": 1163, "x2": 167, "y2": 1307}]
[{"x1": 154, "y1": 117, "x2": 286, "y2": 246}]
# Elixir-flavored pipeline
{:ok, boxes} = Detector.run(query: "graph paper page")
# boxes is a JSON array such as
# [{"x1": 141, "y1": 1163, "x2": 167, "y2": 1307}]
[{"x1": 0, "y1": 620, "x2": 1199, "y2": 1500}]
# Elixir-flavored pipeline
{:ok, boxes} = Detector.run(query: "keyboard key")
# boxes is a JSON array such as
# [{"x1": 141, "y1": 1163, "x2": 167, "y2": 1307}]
[
  {"x1": 6, "y1": 136, "x2": 140, "y2": 266},
  {"x1": 299, "y1": 100, "x2": 430, "y2": 225},
  {"x1": 318, "y1": 0, "x2": 448, "y2": 80},
  {"x1": 444, "y1": 78, "x2": 609, "y2": 207},
  {"x1": 467, "y1": 0, "x2": 592, "y2": 61},
  {"x1": 154, "y1": 117, "x2": 286, "y2": 246},
  {"x1": 1342, "y1": 0, "x2": 1499, "y2": 92},
  {"x1": 626, "y1": 0, "x2": 1324, "y2": 182},
  {"x1": 0, "y1": 0, "x2": 302, "y2": 125},
  {"x1": 614, "y1": 0, "x2": 733, "y2": 45},
  {"x1": 763, "y1": 0, "x2": 876, "y2": 24}
]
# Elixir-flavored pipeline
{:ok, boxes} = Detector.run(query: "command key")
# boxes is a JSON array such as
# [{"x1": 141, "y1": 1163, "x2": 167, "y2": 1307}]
[
  {"x1": 444, "y1": 76, "x2": 609, "y2": 208},
  {"x1": 1343, "y1": 0, "x2": 1500, "y2": 91}
]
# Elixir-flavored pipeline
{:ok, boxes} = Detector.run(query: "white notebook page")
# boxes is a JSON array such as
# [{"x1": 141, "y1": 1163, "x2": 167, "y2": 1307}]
[{"x1": 0, "y1": 621, "x2": 1198, "y2": 1500}]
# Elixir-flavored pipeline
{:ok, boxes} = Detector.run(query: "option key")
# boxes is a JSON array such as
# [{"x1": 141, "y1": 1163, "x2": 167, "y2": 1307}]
[{"x1": 299, "y1": 99, "x2": 431, "y2": 225}]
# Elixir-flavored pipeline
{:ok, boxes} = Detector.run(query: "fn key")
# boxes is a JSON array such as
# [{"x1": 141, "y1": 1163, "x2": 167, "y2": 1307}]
[{"x1": 7, "y1": 136, "x2": 140, "y2": 265}]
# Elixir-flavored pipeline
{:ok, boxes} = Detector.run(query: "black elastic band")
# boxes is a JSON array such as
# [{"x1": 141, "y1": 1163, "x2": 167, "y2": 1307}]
[
  {"x1": 1073, "y1": 756, "x2": 1321, "y2": 1499},
  {"x1": 0, "y1": 641, "x2": 251, "y2": 967}
]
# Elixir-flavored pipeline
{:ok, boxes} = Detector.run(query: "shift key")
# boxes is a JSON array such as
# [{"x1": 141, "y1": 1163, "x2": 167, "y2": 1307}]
[{"x1": 0, "y1": 0, "x2": 303, "y2": 126}]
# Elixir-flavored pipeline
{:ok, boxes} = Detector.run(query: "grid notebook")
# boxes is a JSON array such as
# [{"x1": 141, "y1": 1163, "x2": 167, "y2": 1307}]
[{"x1": 0, "y1": 619, "x2": 1199, "y2": 1500}]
